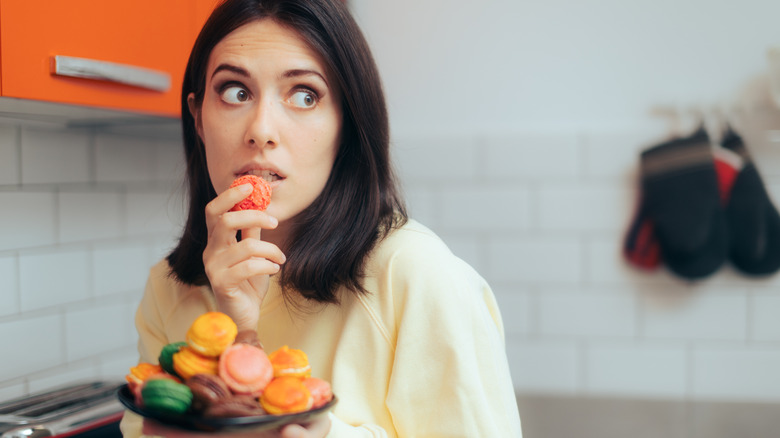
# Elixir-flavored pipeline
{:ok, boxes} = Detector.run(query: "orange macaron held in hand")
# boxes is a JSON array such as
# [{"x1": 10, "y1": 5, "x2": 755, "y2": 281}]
[{"x1": 230, "y1": 175, "x2": 272, "y2": 212}]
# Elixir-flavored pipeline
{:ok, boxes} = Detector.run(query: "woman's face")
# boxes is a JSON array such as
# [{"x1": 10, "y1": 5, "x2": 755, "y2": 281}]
[{"x1": 191, "y1": 18, "x2": 342, "y2": 224}]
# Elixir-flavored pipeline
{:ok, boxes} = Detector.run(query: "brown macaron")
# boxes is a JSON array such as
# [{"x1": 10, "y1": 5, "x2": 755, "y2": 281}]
[
  {"x1": 185, "y1": 373, "x2": 231, "y2": 413},
  {"x1": 203, "y1": 394, "x2": 266, "y2": 418}
]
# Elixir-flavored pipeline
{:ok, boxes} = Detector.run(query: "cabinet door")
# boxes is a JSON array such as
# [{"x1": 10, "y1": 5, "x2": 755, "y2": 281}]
[{"x1": 0, "y1": 0, "x2": 202, "y2": 117}]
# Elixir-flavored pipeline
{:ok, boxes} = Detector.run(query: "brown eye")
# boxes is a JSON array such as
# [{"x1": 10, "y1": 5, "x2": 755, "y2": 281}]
[
  {"x1": 289, "y1": 90, "x2": 317, "y2": 108},
  {"x1": 221, "y1": 86, "x2": 249, "y2": 104}
]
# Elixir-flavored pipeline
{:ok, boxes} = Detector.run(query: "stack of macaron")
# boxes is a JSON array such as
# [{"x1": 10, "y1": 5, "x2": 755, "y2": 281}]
[{"x1": 125, "y1": 311, "x2": 333, "y2": 418}]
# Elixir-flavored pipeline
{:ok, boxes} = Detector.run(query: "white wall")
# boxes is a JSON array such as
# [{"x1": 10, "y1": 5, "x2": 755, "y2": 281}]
[
  {"x1": 352, "y1": 0, "x2": 780, "y2": 402},
  {"x1": 0, "y1": 123, "x2": 184, "y2": 400},
  {"x1": 352, "y1": 0, "x2": 780, "y2": 132}
]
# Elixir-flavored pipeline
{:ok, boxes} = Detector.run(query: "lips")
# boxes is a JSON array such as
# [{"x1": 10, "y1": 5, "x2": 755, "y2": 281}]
[{"x1": 235, "y1": 165, "x2": 284, "y2": 183}]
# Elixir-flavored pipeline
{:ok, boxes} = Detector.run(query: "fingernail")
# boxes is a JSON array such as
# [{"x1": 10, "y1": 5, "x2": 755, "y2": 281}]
[{"x1": 239, "y1": 183, "x2": 253, "y2": 193}]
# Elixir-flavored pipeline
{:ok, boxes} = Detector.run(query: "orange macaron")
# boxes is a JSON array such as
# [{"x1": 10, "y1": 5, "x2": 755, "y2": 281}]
[
  {"x1": 125, "y1": 363, "x2": 164, "y2": 388},
  {"x1": 268, "y1": 345, "x2": 311, "y2": 378},
  {"x1": 186, "y1": 312, "x2": 238, "y2": 358},
  {"x1": 260, "y1": 376, "x2": 313, "y2": 415},
  {"x1": 126, "y1": 363, "x2": 165, "y2": 402}
]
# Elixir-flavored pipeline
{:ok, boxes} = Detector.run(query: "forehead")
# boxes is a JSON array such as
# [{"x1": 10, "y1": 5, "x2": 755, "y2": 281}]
[{"x1": 208, "y1": 18, "x2": 325, "y2": 73}]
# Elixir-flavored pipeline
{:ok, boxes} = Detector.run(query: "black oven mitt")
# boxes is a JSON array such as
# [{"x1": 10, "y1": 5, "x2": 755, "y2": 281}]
[
  {"x1": 640, "y1": 127, "x2": 728, "y2": 279},
  {"x1": 722, "y1": 128, "x2": 780, "y2": 276}
]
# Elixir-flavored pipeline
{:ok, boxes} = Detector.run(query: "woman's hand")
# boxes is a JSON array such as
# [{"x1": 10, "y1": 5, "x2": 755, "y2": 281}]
[
  {"x1": 141, "y1": 415, "x2": 331, "y2": 437},
  {"x1": 202, "y1": 183, "x2": 286, "y2": 331}
]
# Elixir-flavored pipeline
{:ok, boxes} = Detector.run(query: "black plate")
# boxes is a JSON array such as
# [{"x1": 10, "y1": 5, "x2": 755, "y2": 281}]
[{"x1": 117, "y1": 384, "x2": 337, "y2": 432}]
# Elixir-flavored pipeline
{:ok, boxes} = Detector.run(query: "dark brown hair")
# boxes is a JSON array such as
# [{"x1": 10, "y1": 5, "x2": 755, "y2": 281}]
[{"x1": 167, "y1": 0, "x2": 407, "y2": 303}]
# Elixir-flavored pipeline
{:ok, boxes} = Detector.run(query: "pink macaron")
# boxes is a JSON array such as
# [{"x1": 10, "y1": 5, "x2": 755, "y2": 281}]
[
  {"x1": 302, "y1": 377, "x2": 333, "y2": 409},
  {"x1": 218, "y1": 343, "x2": 273, "y2": 397}
]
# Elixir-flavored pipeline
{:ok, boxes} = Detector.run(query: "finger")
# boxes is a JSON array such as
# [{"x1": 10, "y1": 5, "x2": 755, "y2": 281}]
[
  {"x1": 280, "y1": 424, "x2": 305, "y2": 438},
  {"x1": 208, "y1": 257, "x2": 280, "y2": 295},
  {"x1": 210, "y1": 210, "x2": 278, "y2": 244},
  {"x1": 279, "y1": 415, "x2": 331, "y2": 438},
  {"x1": 241, "y1": 226, "x2": 261, "y2": 242},
  {"x1": 211, "y1": 239, "x2": 286, "y2": 270},
  {"x1": 223, "y1": 258, "x2": 281, "y2": 284},
  {"x1": 205, "y1": 184, "x2": 254, "y2": 229}
]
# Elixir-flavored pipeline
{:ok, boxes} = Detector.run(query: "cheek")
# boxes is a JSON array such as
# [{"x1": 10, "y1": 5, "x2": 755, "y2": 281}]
[{"x1": 201, "y1": 125, "x2": 235, "y2": 193}]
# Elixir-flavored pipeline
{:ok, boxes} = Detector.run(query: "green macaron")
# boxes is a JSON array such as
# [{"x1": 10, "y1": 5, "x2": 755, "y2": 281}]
[
  {"x1": 141, "y1": 379, "x2": 193, "y2": 415},
  {"x1": 158, "y1": 341, "x2": 187, "y2": 376}
]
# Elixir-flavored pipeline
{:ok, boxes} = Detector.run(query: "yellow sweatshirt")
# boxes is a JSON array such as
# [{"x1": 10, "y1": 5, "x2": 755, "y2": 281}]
[{"x1": 120, "y1": 219, "x2": 522, "y2": 437}]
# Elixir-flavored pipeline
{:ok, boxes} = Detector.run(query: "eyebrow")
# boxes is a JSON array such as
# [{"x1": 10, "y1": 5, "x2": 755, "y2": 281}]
[
  {"x1": 211, "y1": 63, "x2": 250, "y2": 79},
  {"x1": 283, "y1": 69, "x2": 328, "y2": 86},
  {"x1": 211, "y1": 63, "x2": 327, "y2": 86}
]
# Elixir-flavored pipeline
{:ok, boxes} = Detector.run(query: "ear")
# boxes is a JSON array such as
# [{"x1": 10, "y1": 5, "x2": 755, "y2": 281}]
[{"x1": 187, "y1": 92, "x2": 204, "y2": 140}]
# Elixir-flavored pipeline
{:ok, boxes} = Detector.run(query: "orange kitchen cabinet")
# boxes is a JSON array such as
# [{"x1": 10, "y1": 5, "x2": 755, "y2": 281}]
[{"x1": 0, "y1": 0, "x2": 217, "y2": 118}]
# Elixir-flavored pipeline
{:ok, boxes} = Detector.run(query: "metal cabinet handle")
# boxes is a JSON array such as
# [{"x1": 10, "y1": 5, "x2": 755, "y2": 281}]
[{"x1": 50, "y1": 55, "x2": 171, "y2": 92}]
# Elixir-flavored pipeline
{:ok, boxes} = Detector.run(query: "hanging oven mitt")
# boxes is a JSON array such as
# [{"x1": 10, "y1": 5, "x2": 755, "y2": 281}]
[
  {"x1": 624, "y1": 133, "x2": 740, "y2": 271},
  {"x1": 721, "y1": 128, "x2": 780, "y2": 276},
  {"x1": 638, "y1": 127, "x2": 728, "y2": 279}
]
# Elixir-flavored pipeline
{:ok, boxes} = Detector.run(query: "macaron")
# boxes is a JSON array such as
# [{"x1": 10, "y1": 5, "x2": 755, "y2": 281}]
[
  {"x1": 126, "y1": 363, "x2": 163, "y2": 388},
  {"x1": 260, "y1": 376, "x2": 313, "y2": 415},
  {"x1": 186, "y1": 373, "x2": 231, "y2": 413},
  {"x1": 158, "y1": 341, "x2": 187, "y2": 376},
  {"x1": 126, "y1": 363, "x2": 165, "y2": 402},
  {"x1": 186, "y1": 312, "x2": 238, "y2": 358},
  {"x1": 173, "y1": 346, "x2": 220, "y2": 380},
  {"x1": 229, "y1": 174, "x2": 272, "y2": 212},
  {"x1": 268, "y1": 345, "x2": 311, "y2": 378},
  {"x1": 141, "y1": 378, "x2": 193, "y2": 415},
  {"x1": 218, "y1": 343, "x2": 274, "y2": 397},
  {"x1": 203, "y1": 395, "x2": 267, "y2": 418},
  {"x1": 302, "y1": 377, "x2": 333, "y2": 409}
]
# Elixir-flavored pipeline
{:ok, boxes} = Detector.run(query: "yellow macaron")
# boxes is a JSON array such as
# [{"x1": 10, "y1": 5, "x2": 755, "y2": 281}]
[
  {"x1": 186, "y1": 312, "x2": 238, "y2": 357},
  {"x1": 173, "y1": 346, "x2": 219, "y2": 380}
]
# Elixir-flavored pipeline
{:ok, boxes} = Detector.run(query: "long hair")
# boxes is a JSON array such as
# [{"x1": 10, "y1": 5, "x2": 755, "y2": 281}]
[{"x1": 167, "y1": 0, "x2": 407, "y2": 303}]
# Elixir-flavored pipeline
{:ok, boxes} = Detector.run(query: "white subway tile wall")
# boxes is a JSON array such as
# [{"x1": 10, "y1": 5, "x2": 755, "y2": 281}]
[
  {"x1": 0, "y1": 256, "x2": 19, "y2": 317},
  {"x1": 585, "y1": 341, "x2": 688, "y2": 398},
  {"x1": 21, "y1": 128, "x2": 91, "y2": 185},
  {"x1": 0, "y1": 126, "x2": 19, "y2": 185},
  {"x1": 393, "y1": 123, "x2": 780, "y2": 404},
  {"x1": 0, "y1": 122, "x2": 183, "y2": 396},
  {"x1": 2, "y1": 117, "x2": 780, "y2": 407}
]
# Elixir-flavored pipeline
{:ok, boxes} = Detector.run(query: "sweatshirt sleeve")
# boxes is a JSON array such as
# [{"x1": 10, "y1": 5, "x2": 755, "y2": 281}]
[{"x1": 382, "y1": 239, "x2": 523, "y2": 437}]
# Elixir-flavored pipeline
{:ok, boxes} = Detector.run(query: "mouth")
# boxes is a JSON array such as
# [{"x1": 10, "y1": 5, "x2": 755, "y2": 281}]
[{"x1": 236, "y1": 168, "x2": 283, "y2": 183}]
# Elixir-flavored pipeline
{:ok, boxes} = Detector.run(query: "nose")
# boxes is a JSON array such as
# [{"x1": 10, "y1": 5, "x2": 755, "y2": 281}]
[{"x1": 244, "y1": 98, "x2": 280, "y2": 148}]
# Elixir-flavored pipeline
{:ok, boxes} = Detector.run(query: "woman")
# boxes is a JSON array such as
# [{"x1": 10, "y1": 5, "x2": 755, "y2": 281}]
[{"x1": 121, "y1": 0, "x2": 522, "y2": 436}]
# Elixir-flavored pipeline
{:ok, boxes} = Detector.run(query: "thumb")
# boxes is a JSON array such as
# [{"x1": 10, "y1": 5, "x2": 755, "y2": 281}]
[{"x1": 280, "y1": 424, "x2": 306, "y2": 438}]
